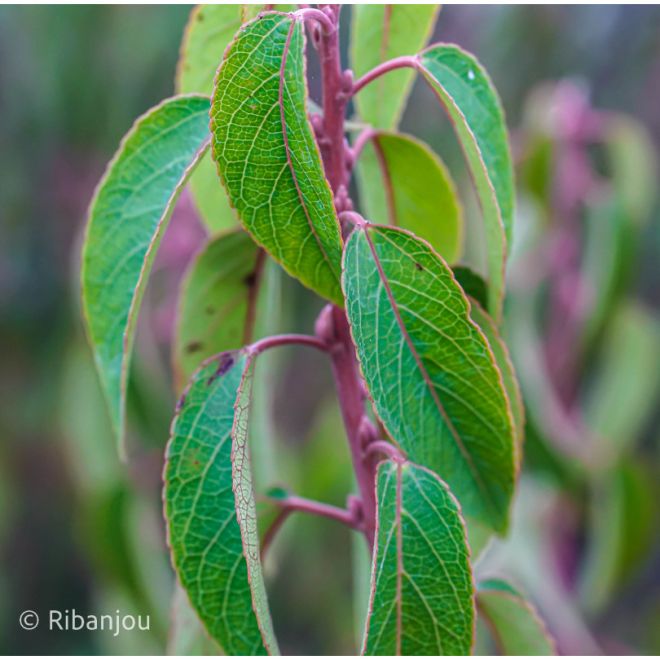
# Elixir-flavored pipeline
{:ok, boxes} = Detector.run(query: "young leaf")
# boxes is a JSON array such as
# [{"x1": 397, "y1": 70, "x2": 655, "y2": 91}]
[
  {"x1": 164, "y1": 349, "x2": 278, "y2": 654},
  {"x1": 211, "y1": 13, "x2": 343, "y2": 304},
  {"x1": 173, "y1": 229, "x2": 263, "y2": 386},
  {"x1": 363, "y1": 460, "x2": 474, "y2": 655},
  {"x1": 417, "y1": 44, "x2": 515, "y2": 320},
  {"x1": 477, "y1": 578, "x2": 555, "y2": 655},
  {"x1": 81, "y1": 94, "x2": 210, "y2": 451},
  {"x1": 468, "y1": 299, "x2": 524, "y2": 463},
  {"x1": 351, "y1": 5, "x2": 439, "y2": 130},
  {"x1": 356, "y1": 131, "x2": 462, "y2": 263},
  {"x1": 343, "y1": 223, "x2": 515, "y2": 533}
]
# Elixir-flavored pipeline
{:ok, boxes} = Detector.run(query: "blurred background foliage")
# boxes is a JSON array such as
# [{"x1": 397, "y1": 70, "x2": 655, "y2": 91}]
[{"x1": 0, "y1": 4, "x2": 659, "y2": 655}]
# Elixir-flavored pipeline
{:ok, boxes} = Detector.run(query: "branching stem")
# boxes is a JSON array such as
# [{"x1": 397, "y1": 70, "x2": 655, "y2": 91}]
[{"x1": 351, "y1": 55, "x2": 418, "y2": 96}]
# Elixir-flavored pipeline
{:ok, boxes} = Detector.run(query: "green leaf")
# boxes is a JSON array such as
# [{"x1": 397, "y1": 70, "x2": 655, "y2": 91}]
[
  {"x1": 468, "y1": 299, "x2": 524, "y2": 464},
  {"x1": 579, "y1": 460, "x2": 656, "y2": 614},
  {"x1": 477, "y1": 579, "x2": 555, "y2": 655},
  {"x1": 81, "y1": 94, "x2": 210, "y2": 452},
  {"x1": 168, "y1": 581, "x2": 221, "y2": 655},
  {"x1": 176, "y1": 5, "x2": 290, "y2": 233},
  {"x1": 363, "y1": 460, "x2": 474, "y2": 655},
  {"x1": 417, "y1": 44, "x2": 515, "y2": 320},
  {"x1": 164, "y1": 350, "x2": 278, "y2": 654},
  {"x1": 453, "y1": 266, "x2": 488, "y2": 311},
  {"x1": 356, "y1": 131, "x2": 462, "y2": 263},
  {"x1": 351, "y1": 5, "x2": 439, "y2": 130},
  {"x1": 343, "y1": 223, "x2": 515, "y2": 533},
  {"x1": 585, "y1": 303, "x2": 660, "y2": 461},
  {"x1": 211, "y1": 13, "x2": 343, "y2": 304},
  {"x1": 173, "y1": 229, "x2": 263, "y2": 386}
]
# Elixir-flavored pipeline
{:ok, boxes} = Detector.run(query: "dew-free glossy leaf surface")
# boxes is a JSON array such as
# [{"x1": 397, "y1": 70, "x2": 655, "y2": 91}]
[
  {"x1": 164, "y1": 350, "x2": 277, "y2": 655},
  {"x1": 211, "y1": 13, "x2": 343, "y2": 304},
  {"x1": 417, "y1": 45, "x2": 514, "y2": 320},
  {"x1": 356, "y1": 131, "x2": 462, "y2": 263},
  {"x1": 477, "y1": 579, "x2": 555, "y2": 655},
  {"x1": 82, "y1": 95, "x2": 210, "y2": 450},
  {"x1": 363, "y1": 460, "x2": 474, "y2": 655},
  {"x1": 174, "y1": 229, "x2": 263, "y2": 385},
  {"x1": 351, "y1": 5, "x2": 439, "y2": 130},
  {"x1": 343, "y1": 224, "x2": 515, "y2": 532}
]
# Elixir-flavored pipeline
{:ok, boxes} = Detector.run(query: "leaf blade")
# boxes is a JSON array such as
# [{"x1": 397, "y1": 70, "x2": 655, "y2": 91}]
[
  {"x1": 417, "y1": 44, "x2": 514, "y2": 320},
  {"x1": 363, "y1": 460, "x2": 474, "y2": 655},
  {"x1": 343, "y1": 224, "x2": 515, "y2": 532},
  {"x1": 81, "y1": 94, "x2": 210, "y2": 450},
  {"x1": 211, "y1": 13, "x2": 343, "y2": 304},
  {"x1": 356, "y1": 131, "x2": 463, "y2": 263},
  {"x1": 164, "y1": 350, "x2": 278, "y2": 655},
  {"x1": 351, "y1": 5, "x2": 439, "y2": 130},
  {"x1": 477, "y1": 579, "x2": 555, "y2": 655}
]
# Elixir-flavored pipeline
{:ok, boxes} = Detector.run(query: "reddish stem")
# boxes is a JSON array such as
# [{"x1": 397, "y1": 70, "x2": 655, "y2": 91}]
[
  {"x1": 351, "y1": 55, "x2": 418, "y2": 96},
  {"x1": 250, "y1": 333, "x2": 328, "y2": 356}
]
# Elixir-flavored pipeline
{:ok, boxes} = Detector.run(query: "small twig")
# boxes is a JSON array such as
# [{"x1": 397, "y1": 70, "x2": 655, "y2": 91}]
[
  {"x1": 294, "y1": 7, "x2": 335, "y2": 34},
  {"x1": 250, "y1": 333, "x2": 328, "y2": 356},
  {"x1": 351, "y1": 56, "x2": 418, "y2": 97},
  {"x1": 350, "y1": 126, "x2": 376, "y2": 164}
]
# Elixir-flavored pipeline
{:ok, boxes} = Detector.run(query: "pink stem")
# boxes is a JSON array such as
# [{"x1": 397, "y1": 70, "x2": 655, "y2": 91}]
[
  {"x1": 294, "y1": 7, "x2": 335, "y2": 33},
  {"x1": 351, "y1": 56, "x2": 418, "y2": 97},
  {"x1": 250, "y1": 333, "x2": 328, "y2": 356},
  {"x1": 364, "y1": 440, "x2": 405, "y2": 463},
  {"x1": 350, "y1": 127, "x2": 377, "y2": 163}
]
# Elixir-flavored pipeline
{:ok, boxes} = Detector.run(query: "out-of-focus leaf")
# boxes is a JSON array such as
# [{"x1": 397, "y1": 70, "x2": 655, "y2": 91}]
[
  {"x1": 416, "y1": 44, "x2": 515, "y2": 320},
  {"x1": 605, "y1": 114, "x2": 658, "y2": 225},
  {"x1": 363, "y1": 460, "x2": 474, "y2": 655},
  {"x1": 168, "y1": 581, "x2": 221, "y2": 655},
  {"x1": 453, "y1": 266, "x2": 489, "y2": 311},
  {"x1": 579, "y1": 460, "x2": 657, "y2": 614},
  {"x1": 164, "y1": 350, "x2": 278, "y2": 654},
  {"x1": 81, "y1": 95, "x2": 210, "y2": 453},
  {"x1": 356, "y1": 131, "x2": 462, "y2": 262},
  {"x1": 211, "y1": 13, "x2": 343, "y2": 304},
  {"x1": 343, "y1": 223, "x2": 515, "y2": 533},
  {"x1": 351, "y1": 5, "x2": 439, "y2": 130},
  {"x1": 173, "y1": 229, "x2": 263, "y2": 386},
  {"x1": 585, "y1": 303, "x2": 660, "y2": 462},
  {"x1": 477, "y1": 578, "x2": 555, "y2": 655}
]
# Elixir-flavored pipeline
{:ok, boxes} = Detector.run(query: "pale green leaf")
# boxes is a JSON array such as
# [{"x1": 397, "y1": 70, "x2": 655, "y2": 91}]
[
  {"x1": 188, "y1": 154, "x2": 238, "y2": 234},
  {"x1": 211, "y1": 13, "x2": 343, "y2": 304},
  {"x1": 81, "y1": 94, "x2": 210, "y2": 452},
  {"x1": 173, "y1": 229, "x2": 263, "y2": 386},
  {"x1": 477, "y1": 578, "x2": 555, "y2": 655},
  {"x1": 363, "y1": 460, "x2": 474, "y2": 655},
  {"x1": 168, "y1": 581, "x2": 222, "y2": 655},
  {"x1": 417, "y1": 44, "x2": 515, "y2": 320},
  {"x1": 164, "y1": 350, "x2": 278, "y2": 654},
  {"x1": 356, "y1": 131, "x2": 462, "y2": 263},
  {"x1": 351, "y1": 5, "x2": 439, "y2": 130},
  {"x1": 585, "y1": 302, "x2": 660, "y2": 461},
  {"x1": 343, "y1": 223, "x2": 515, "y2": 532}
]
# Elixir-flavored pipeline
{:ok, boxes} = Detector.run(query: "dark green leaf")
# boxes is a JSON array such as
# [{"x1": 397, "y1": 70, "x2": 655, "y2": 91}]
[
  {"x1": 356, "y1": 131, "x2": 462, "y2": 262},
  {"x1": 477, "y1": 579, "x2": 555, "y2": 655},
  {"x1": 363, "y1": 460, "x2": 474, "y2": 655},
  {"x1": 351, "y1": 5, "x2": 439, "y2": 130},
  {"x1": 417, "y1": 44, "x2": 514, "y2": 320},
  {"x1": 452, "y1": 266, "x2": 488, "y2": 311},
  {"x1": 164, "y1": 350, "x2": 278, "y2": 654},
  {"x1": 81, "y1": 95, "x2": 210, "y2": 452},
  {"x1": 211, "y1": 13, "x2": 343, "y2": 304},
  {"x1": 343, "y1": 223, "x2": 515, "y2": 532}
]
